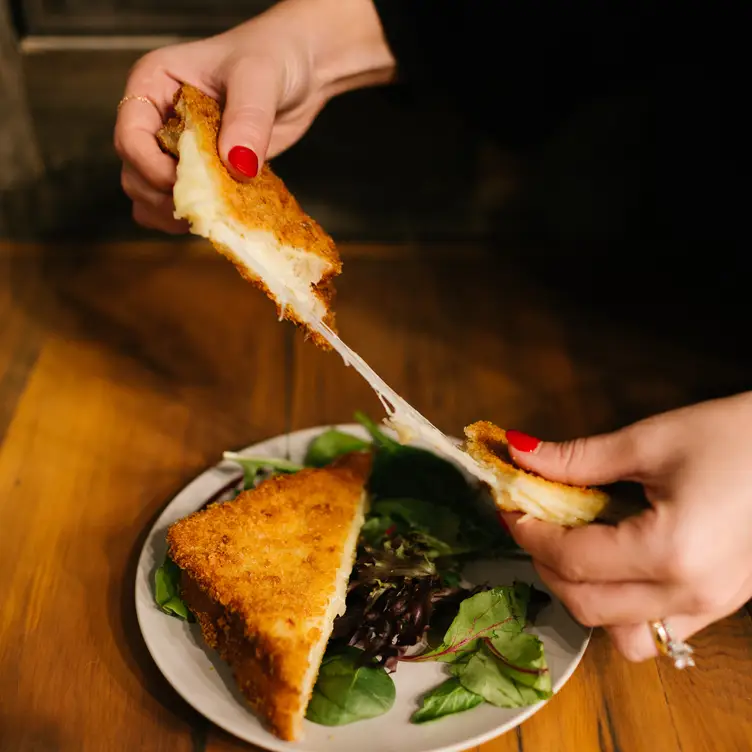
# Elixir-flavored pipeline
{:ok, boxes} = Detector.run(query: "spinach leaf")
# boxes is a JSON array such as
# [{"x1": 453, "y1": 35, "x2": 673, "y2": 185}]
[
  {"x1": 306, "y1": 647, "x2": 396, "y2": 726},
  {"x1": 354, "y1": 411, "x2": 518, "y2": 558},
  {"x1": 485, "y1": 632, "x2": 552, "y2": 695},
  {"x1": 222, "y1": 452, "x2": 303, "y2": 489},
  {"x1": 450, "y1": 645, "x2": 544, "y2": 708},
  {"x1": 370, "y1": 448, "x2": 473, "y2": 508},
  {"x1": 355, "y1": 412, "x2": 474, "y2": 509},
  {"x1": 411, "y1": 678, "x2": 484, "y2": 724},
  {"x1": 413, "y1": 587, "x2": 525, "y2": 663},
  {"x1": 305, "y1": 429, "x2": 370, "y2": 467},
  {"x1": 154, "y1": 557, "x2": 190, "y2": 620}
]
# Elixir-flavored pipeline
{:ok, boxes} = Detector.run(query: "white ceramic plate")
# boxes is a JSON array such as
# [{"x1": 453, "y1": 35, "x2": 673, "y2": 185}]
[{"x1": 136, "y1": 424, "x2": 590, "y2": 752}]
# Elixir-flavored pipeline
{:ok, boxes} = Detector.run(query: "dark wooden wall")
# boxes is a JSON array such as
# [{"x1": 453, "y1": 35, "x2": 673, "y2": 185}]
[
  {"x1": 0, "y1": 0, "x2": 42, "y2": 193},
  {"x1": 3, "y1": 0, "x2": 513, "y2": 243},
  {"x1": 3, "y1": 0, "x2": 748, "y2": 266},
  {"x1": 18, "y1": 0, "x2": 267, "y2": 35}
]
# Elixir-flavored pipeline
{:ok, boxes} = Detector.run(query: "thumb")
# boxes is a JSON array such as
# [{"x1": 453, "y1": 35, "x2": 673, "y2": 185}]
[
  {"x1": 504, "y1": 426, "x2": 644, "y2": 487},
  {"x1": 218, "y1": 57, "x2": 280, "y2": 180}
]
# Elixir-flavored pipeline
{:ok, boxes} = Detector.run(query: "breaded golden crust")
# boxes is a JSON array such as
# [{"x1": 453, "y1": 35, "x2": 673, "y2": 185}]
[
  {"x1": 157, "y1": 84, "x2": 341, "y2": 348},
  {"x1": 156, "y1": 113, "x2": 183, "y2": 156},
  {"x1": 464, "y1": 421, "x2": 610, "y2": 526},
  {"x1": 166, "y1": 451, "x2": 372, "y2": 741}
]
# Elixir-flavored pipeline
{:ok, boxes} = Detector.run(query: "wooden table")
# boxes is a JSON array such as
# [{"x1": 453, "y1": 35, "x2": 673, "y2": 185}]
[{"x1": 1, "y1": 240, "x2": 750, "y2": 752}]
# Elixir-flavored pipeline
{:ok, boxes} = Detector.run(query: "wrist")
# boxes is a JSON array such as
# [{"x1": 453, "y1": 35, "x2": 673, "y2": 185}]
[{"x1": 269, "y1": 0, "x2": 396, "y2": 98}]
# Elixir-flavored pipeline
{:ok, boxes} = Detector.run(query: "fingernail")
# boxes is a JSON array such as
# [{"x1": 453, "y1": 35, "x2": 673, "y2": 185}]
[
  {"x1": 228, "y1": 146, "x2": 259, "y2": 177},
  {"x1": 506, "y1": 429, "x2": 541, "y2": 453}
]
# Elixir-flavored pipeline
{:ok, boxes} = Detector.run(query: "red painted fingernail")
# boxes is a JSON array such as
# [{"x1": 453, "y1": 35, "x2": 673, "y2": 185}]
[
  {"x1": 228, "y1": 146, "x2": 259, "y2": 177},
  {"x1": 506, "y1": 429, "x2": 541, "y2": 453}
]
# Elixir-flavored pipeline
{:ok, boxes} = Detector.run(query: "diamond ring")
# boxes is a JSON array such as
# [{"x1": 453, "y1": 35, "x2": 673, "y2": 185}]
[{"x1": 650, "y1": 619, "x2": 695, "y2": 669}]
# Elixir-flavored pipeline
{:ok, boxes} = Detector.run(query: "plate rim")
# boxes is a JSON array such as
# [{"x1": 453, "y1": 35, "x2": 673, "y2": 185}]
[{"x1": 135, "y1": 422, "x2": 591, "y2": 752}]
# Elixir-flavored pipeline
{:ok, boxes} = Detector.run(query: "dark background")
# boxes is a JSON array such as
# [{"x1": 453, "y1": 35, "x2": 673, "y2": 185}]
[{"x1": 3, "y1": 0, "x2": 750, "y2": 369}]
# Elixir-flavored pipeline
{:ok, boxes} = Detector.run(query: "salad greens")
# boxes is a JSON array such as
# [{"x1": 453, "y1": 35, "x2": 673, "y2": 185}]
[
  {"x1": 411, "y1": 678, "x2": 484, "y2": 724},
  {"x1": 355, "y1": 411, "x2": 476, "y2": 509},
  {"x1": 153, "y1": 412, "x2": 550, "y2": 730},
  {"x1": 154, "y1": 557, "x2": 191, "y2": 621},
  {"x1": 305, "y1": 647, "x2": 396, "y2": 726},
  {"x1": 407, "y1": 584, "x2": 551, "y2": 721},
  {"x1": 222, "y1": 451, "x2": 302, "y2": 490},
  {"x1": 304, "y1": 429, "x2": 370, "y2": 467}
]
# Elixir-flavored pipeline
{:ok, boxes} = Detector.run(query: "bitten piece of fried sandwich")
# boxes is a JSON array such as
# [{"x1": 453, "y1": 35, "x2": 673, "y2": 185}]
[
  {"x1": 464, "y1": 421, "x2": 610, "y2": 527},
  {"x1": 157, "y1": 84, "x2": 341, "y2": 348},
  {"x1": 166, "y1": 451, "x2": 372, "y2": 741}
]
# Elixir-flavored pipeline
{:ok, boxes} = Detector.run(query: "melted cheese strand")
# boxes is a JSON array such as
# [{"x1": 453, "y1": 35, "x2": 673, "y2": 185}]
[{"x1": 306, "y1": 319, "x2": 497, "y2": 487}]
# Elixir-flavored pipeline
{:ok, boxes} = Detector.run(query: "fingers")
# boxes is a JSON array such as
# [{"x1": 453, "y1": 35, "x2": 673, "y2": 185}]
[
  {"x1": 114, "y1": 54, "x2": 180, "y2": 196},
  {"x1": 121, "y1": 162, "x2": 171, "y2": 207},
  {"x1": 534, "y1": 562, "x2": 686, "y2": 627},
  {"x1": 503, "y1": 511, "x2": 658, "y2": 583},
  {"x1": 123, "y1": 160, "x2": 187, "y2": 233},
  {"x1": 132, "y1": 201, "x2": 189, "y2": 235},
  {"x1": 606, "y1": 615, "x2": 711, "y2": 662},
  {"x1": 217, "y1": 57, "x2": 280, "y2": 179},
  {"x1": 114, "y1": 100, "x2": 177, "y2": 194},
  {"x1": 507, "y1": 424, "x2": 646, "y2": 487}
]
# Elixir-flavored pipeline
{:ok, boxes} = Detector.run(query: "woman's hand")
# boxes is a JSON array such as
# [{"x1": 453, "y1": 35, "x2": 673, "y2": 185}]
[
  {"x1": 113, "y1": 0, "x2": 394, "y2": 233},
  {"x1": 501, "y1": 392, "x2": 752, "y2": 661}
]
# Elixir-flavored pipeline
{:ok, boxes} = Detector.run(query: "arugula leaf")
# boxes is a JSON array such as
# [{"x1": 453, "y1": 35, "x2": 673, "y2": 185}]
[
  {"x1": 485, "y1": 632, "x2": 552, "y2": 695},
  {"x1": 450, "y1": 645, "x2": 545, "y2": 708},
  {"x1": 222, "y1": 452, "x2": 303, "y2": 489},
  {"x1": 411, "y1": 678, "x2": 484, "y2": 724},
  {"x1": 154, "y1": 557, "x2": 190, "y2": 620},
  {"x1": 353, "y1": 411, "x2": 401, "y2": 451},
  {"x1": 413, "y1": 587, "x2": 525, "y2": 663},
  {"x1": 306, "y1": 647, "x2": 396, "y2": 726},
  {"x1": 305, "y1": 429, "x2": 370, "y2": 467}
]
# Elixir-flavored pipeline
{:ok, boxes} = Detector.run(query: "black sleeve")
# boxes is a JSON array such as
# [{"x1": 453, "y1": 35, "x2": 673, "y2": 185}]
[{"x1": 373, "y1": 1, "x2": 742, "y2": 143}]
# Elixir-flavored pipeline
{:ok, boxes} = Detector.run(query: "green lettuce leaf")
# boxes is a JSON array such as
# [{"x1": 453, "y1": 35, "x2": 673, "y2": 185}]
[
  {"x1": 449, "y1": 645, "x2": 545, "y2": 708},
  {"x1": 411, "y1": 678, "x2": 484, "y2": 724},
  {"x1": 485, "y1": 632, "x2": 552, "y2": 695},
  {"x1": 413, "y1": 587, "x2": 525, "y2": 663}
]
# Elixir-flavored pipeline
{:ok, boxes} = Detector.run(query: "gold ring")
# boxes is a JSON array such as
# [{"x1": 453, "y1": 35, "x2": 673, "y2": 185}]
[
  {"x1": 649, "y1": 620, "x2": 695, "y2": 669},
  {"x1": 117, "y1": 94, "x2": 161, "y2": 114}
]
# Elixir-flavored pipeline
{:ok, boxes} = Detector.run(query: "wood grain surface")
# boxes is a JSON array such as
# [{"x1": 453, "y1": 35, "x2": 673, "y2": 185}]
[{"x1": 0, "y1": 240, "x2": 750, "y2": 752}]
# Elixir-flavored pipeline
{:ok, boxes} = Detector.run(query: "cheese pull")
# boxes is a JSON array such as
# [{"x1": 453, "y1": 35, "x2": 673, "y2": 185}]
[{"x1": 161, "y1": 83, "x2": 611, "y2": 527}]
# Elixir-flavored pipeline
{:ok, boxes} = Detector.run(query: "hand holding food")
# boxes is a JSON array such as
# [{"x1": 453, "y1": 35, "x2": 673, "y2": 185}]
[
  {"x1": 499, "y1": 392, "x2": 752, "y2": 663},
  {"x1": 114, "y1": 0, "x2": 394, "y2": 233}
]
